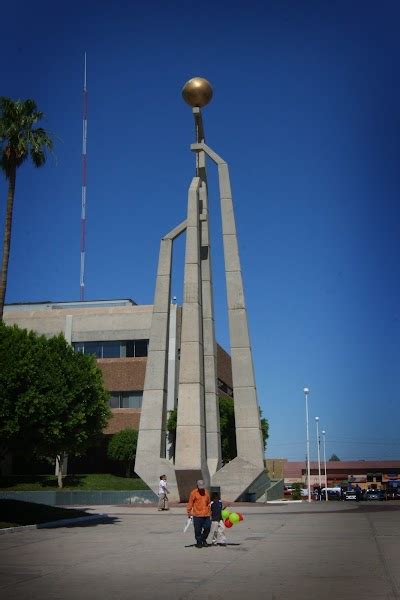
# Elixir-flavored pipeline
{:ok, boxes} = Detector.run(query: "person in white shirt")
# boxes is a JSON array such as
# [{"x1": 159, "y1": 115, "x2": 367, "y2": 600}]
[{"x1": 158, "y1": 474, "x2": 169, "y2": 511}]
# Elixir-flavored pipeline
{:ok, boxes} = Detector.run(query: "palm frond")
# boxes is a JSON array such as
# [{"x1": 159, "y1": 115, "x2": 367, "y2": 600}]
[
  {"x1": 0, "y1": 97, "x2": 54, "y2": 176},
  {"x1": 30, "y1": 149, "x2": 46, "y2": 168}
]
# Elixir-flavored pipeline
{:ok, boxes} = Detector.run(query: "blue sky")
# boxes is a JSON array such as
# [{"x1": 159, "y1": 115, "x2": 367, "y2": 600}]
[{"x1": 2, "y1": 0, "x2": 400, "y2": 461}]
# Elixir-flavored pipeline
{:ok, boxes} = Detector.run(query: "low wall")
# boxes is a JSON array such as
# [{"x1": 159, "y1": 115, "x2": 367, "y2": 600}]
[
  {"x1": 262, "y1": 478, "x2": 284, "y2": 501},
  {"x1": 0, "y1": 490, "x2": 158, "y2": 506}
]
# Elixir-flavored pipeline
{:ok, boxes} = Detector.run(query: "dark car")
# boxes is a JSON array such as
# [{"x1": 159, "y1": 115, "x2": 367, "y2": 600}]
[
  {"x1": 386, "y1": 484, "x2": 400, "y2": 499},
  {"x1": 326, "y1": 489, "x2": 341, "y2": 501},
  {"x1": 344, "y1": 490, "x2": 357, "y2": 501},
  {"x1": 364, "y1": 489, "x2": 385, "y2": 501}
]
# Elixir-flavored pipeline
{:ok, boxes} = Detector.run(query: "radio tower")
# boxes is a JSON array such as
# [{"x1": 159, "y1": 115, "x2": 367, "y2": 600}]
[{"x1": 80, "y1": 52, "x2": 88, "y2": 301}]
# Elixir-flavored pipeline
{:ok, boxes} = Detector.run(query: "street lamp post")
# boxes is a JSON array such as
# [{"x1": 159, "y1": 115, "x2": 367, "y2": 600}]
[
  {"x1": 322, "y1": 429, "x2": 328, "y2": 501},
  {"x1": 303, "y1": 387, "x2": 311, "y2": 502},
  {"x1": 315, "y1": 417, "x2": 322, "y2": 498}
]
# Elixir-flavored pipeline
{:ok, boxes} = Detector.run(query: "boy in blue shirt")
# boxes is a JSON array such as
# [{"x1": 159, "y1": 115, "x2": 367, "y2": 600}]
[{"x1": 209, "y1": 491, "x2": 227, "y2": 546}]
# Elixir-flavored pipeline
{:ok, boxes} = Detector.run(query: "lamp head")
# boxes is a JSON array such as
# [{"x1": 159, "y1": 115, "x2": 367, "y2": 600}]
[
  {"x1": 303, "y1": 387, "x2": 309, "y2": 394},
  {"x1": 315, "y1": 416, "x2": 319, "y2": 422},
  {"x1": 322, "y1": 430, "x2": 326, "y2": 435}
]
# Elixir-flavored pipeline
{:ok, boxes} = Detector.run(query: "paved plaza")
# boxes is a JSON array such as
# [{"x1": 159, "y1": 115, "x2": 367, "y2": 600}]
[{"x1": 0, "y1": 501, "x2": 399, "y2": 599}]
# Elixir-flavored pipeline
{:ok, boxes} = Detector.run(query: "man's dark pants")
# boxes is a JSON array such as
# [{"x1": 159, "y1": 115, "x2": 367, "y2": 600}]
[{"x1": 193, "y1": 516, "x2": 211, "y2": 544}]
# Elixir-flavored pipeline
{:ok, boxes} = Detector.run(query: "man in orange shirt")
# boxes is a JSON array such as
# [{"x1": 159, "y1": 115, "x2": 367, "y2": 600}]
[{"x1": 186, "y1": 480, "x2": 211, "y2": 548}]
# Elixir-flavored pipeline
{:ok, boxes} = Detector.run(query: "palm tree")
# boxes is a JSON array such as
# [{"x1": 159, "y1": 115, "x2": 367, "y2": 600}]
[{"x1": 0, "y1": 97, "x2": 53, "y2": 319}]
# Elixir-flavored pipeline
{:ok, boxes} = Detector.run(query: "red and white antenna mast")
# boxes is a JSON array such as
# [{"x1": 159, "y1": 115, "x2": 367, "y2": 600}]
[{"x1": 80, "y1": 52, "x2": 88, "y2": 301}]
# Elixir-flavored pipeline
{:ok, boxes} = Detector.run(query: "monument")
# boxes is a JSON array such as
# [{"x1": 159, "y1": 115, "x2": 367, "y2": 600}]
[{"x1": 134, "y1": 78, "x2": 265, "y2": 502}]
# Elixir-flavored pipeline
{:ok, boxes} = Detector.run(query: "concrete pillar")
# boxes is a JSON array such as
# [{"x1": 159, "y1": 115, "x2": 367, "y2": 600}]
[
  {"x1": 64, "y1": 315, "x2": 73, "y2": 344},
  {"x1": 192, "y1": 107, "x2": 222, "y2": 477},
  {"x1": 174, "y1": 176, "x2": 210, "y2": 500},
  {"x1": 134, "y1": 236, "x2": 179, "y2": 498},
  {"x1": 218, "y1": 161, "x2": 265, "y2": 466},
  {"x1": 191, "y1": 142, "x2": 265, "y2": 501}
]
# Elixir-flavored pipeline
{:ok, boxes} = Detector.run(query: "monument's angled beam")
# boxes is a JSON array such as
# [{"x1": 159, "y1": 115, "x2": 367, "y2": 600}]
[
  {"x1": 164, "y1": 220, "x2": 187, "y2": 241},
  {"x1": 134, "y1": 219, "x2": 187, "y2": 501},
  {"x1": 191, "y1": 141, "x2": 265, "y2": 501},
  {"x1": 174, "y1": 176, "x2": 210, "y2": 501}
]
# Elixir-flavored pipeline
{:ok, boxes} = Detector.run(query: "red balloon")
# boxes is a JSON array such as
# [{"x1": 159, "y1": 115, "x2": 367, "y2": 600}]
[
  {"x1": 238, "y1": 513, "x2": 244, "y2": 521},
  {"x1": 224, "y1": 518, "x2": 233, "y2": 528}
]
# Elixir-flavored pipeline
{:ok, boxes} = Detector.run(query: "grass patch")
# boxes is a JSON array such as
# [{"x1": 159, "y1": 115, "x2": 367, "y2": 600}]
[
  {"x1": 0, "y1": 500, "x2": 89, "y2": 528},
  {"x1": 0, "y1": 473, "x2": 150, "y2": 491}
]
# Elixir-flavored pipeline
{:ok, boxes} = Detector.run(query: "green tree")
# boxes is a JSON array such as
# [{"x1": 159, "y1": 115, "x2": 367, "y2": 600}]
[
  {"x1": 329, "y1": 454, "x2": 340, "y2": 461},
  {"x1": 166, "y1": 408, "x2": 177, "y2": 460},
  {"x1": 219, "y1": 395, "x2": 237, "y2": 462},
  {"x1": 219, "y1": 396, "x2": 269, "y2": 462},
  {"x1": 166, "y1": 396, "x2": 269, "y2": 464},
  {"x1": 107, "y1": 428, "x2": 138, "y2": 477},
  {"x1": 0, "y1": 323, "x2": 111, "y2": 487},
  {"x1": 0, "y1": 97, "x2": 53, "y2": 320},
  {"x1": 292, "y1": 482, "x2": 302, "y2": 500}
]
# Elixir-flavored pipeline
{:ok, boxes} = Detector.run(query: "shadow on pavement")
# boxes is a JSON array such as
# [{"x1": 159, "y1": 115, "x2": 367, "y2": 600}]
[
  {"x1": 184, "y1": 542, "x2": 241, "y2": 548},
  {"x1": 53, "y1": 516, "x2": 121, "y2": 528}
]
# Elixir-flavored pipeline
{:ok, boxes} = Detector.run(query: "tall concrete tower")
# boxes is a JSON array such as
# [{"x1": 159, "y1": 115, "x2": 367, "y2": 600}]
[{"x1": 135, "y1": 78, "x2": 265, "y2": 502}]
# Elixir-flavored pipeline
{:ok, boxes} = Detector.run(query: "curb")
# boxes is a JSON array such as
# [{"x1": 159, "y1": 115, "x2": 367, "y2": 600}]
[
  {"x1": 271, "y1": 500, "x2": 303, "y2": 504},
  {"x1": 0, "y1": 513, "x2": 108, "y2": 535}
]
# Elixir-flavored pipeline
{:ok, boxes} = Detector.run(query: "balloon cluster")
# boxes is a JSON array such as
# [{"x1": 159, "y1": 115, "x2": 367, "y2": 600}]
[{"x1": 221, "y1": 507, "x2": 244, "y2": 528}]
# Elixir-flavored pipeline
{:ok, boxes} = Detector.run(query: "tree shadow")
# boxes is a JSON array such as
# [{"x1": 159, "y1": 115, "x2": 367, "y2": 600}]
[
  {"x1": 0, "y1": 499, "x2": 118, "y2": 528},
  {"x1": 39, "y1": 515, "x2": 121, "y2": 529}
]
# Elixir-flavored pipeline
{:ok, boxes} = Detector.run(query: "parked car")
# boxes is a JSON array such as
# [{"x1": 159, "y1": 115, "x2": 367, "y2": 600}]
[
  {"x1": 321, "y1": 487, "x2": 341, "y2": 500},
  {"x1": 327, "y1": 489, "x2": 341, "y2": 501},
  {"x1": 364, "y1": 489, "x2": 385, "y2": 501},
  {"x1": 344, "y1": 490, "x2": 357, "y2": 501},
  {"x1": 386, "y1": 484, "x2": 400, "y2": 500},
  {"x1": 386, "y1": 489, "x2": 400, "y2": 500}
]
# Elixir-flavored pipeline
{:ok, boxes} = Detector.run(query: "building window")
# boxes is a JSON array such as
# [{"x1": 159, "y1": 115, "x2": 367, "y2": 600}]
[
  {"x1": 84, "y1": 342, "x2": 103, "y2": 358},
  {"x1": 102, "y1": 341, "x2": 121, "y2": 358},
  {"x1": 72, "y1": 340, "x2": 149, "y2": 358},
  {"x1": 109, "y1": 393, "x2": 120, "y2": 409},
  {"x1": 109, "y1": 391, "x2": 143, "y2": 408},
  {"x1": 125, "y1": 340, "x2": 149, "y2": 357},
  {"x1": 134, "y1": 340, "x2": 148, "y2": 357}
]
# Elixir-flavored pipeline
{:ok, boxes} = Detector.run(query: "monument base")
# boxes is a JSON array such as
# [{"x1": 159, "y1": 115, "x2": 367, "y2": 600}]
[
  {"x1": 211, "y1": 457, "x2": 265, "y2": 503},
  {"x1": 175, "y1": 469, "x2": 210, "y2": 502}
]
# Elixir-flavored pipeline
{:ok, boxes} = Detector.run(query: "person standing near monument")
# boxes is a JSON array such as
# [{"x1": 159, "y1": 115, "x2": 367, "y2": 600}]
[
  {"x1": 187, "y1": 480, "x2": 211, "y2": 548},
  {"x1": 158, "y1": 474, "x2": 169, "y2": 511}
]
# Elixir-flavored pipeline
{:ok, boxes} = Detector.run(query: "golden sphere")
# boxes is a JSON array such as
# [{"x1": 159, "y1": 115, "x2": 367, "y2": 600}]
[{"x1": 182, "y1": 77, "x2": 213, "y2": 108}]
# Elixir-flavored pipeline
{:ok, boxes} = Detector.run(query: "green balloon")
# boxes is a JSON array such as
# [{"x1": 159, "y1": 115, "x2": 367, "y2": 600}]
[
  {"x1": 221, "y1": 509, "x2": 230, "y2": 520},
  {"x1": 229, "y1": 512, "x2": 240, "y2": 524}
]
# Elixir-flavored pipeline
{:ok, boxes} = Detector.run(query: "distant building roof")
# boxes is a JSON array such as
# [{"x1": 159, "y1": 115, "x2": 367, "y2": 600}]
[
  {"x1": 4, "y1": 299, "x2": 137, "y2": 312},
  {"x1": 283, "y1": 460, "x2": 400, "y2": 478}
]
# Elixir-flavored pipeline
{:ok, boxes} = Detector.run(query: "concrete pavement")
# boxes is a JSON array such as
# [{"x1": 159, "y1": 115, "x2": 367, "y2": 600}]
[{"x1": 0, "y1": 501, "x2": 399, "y2": 599}]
